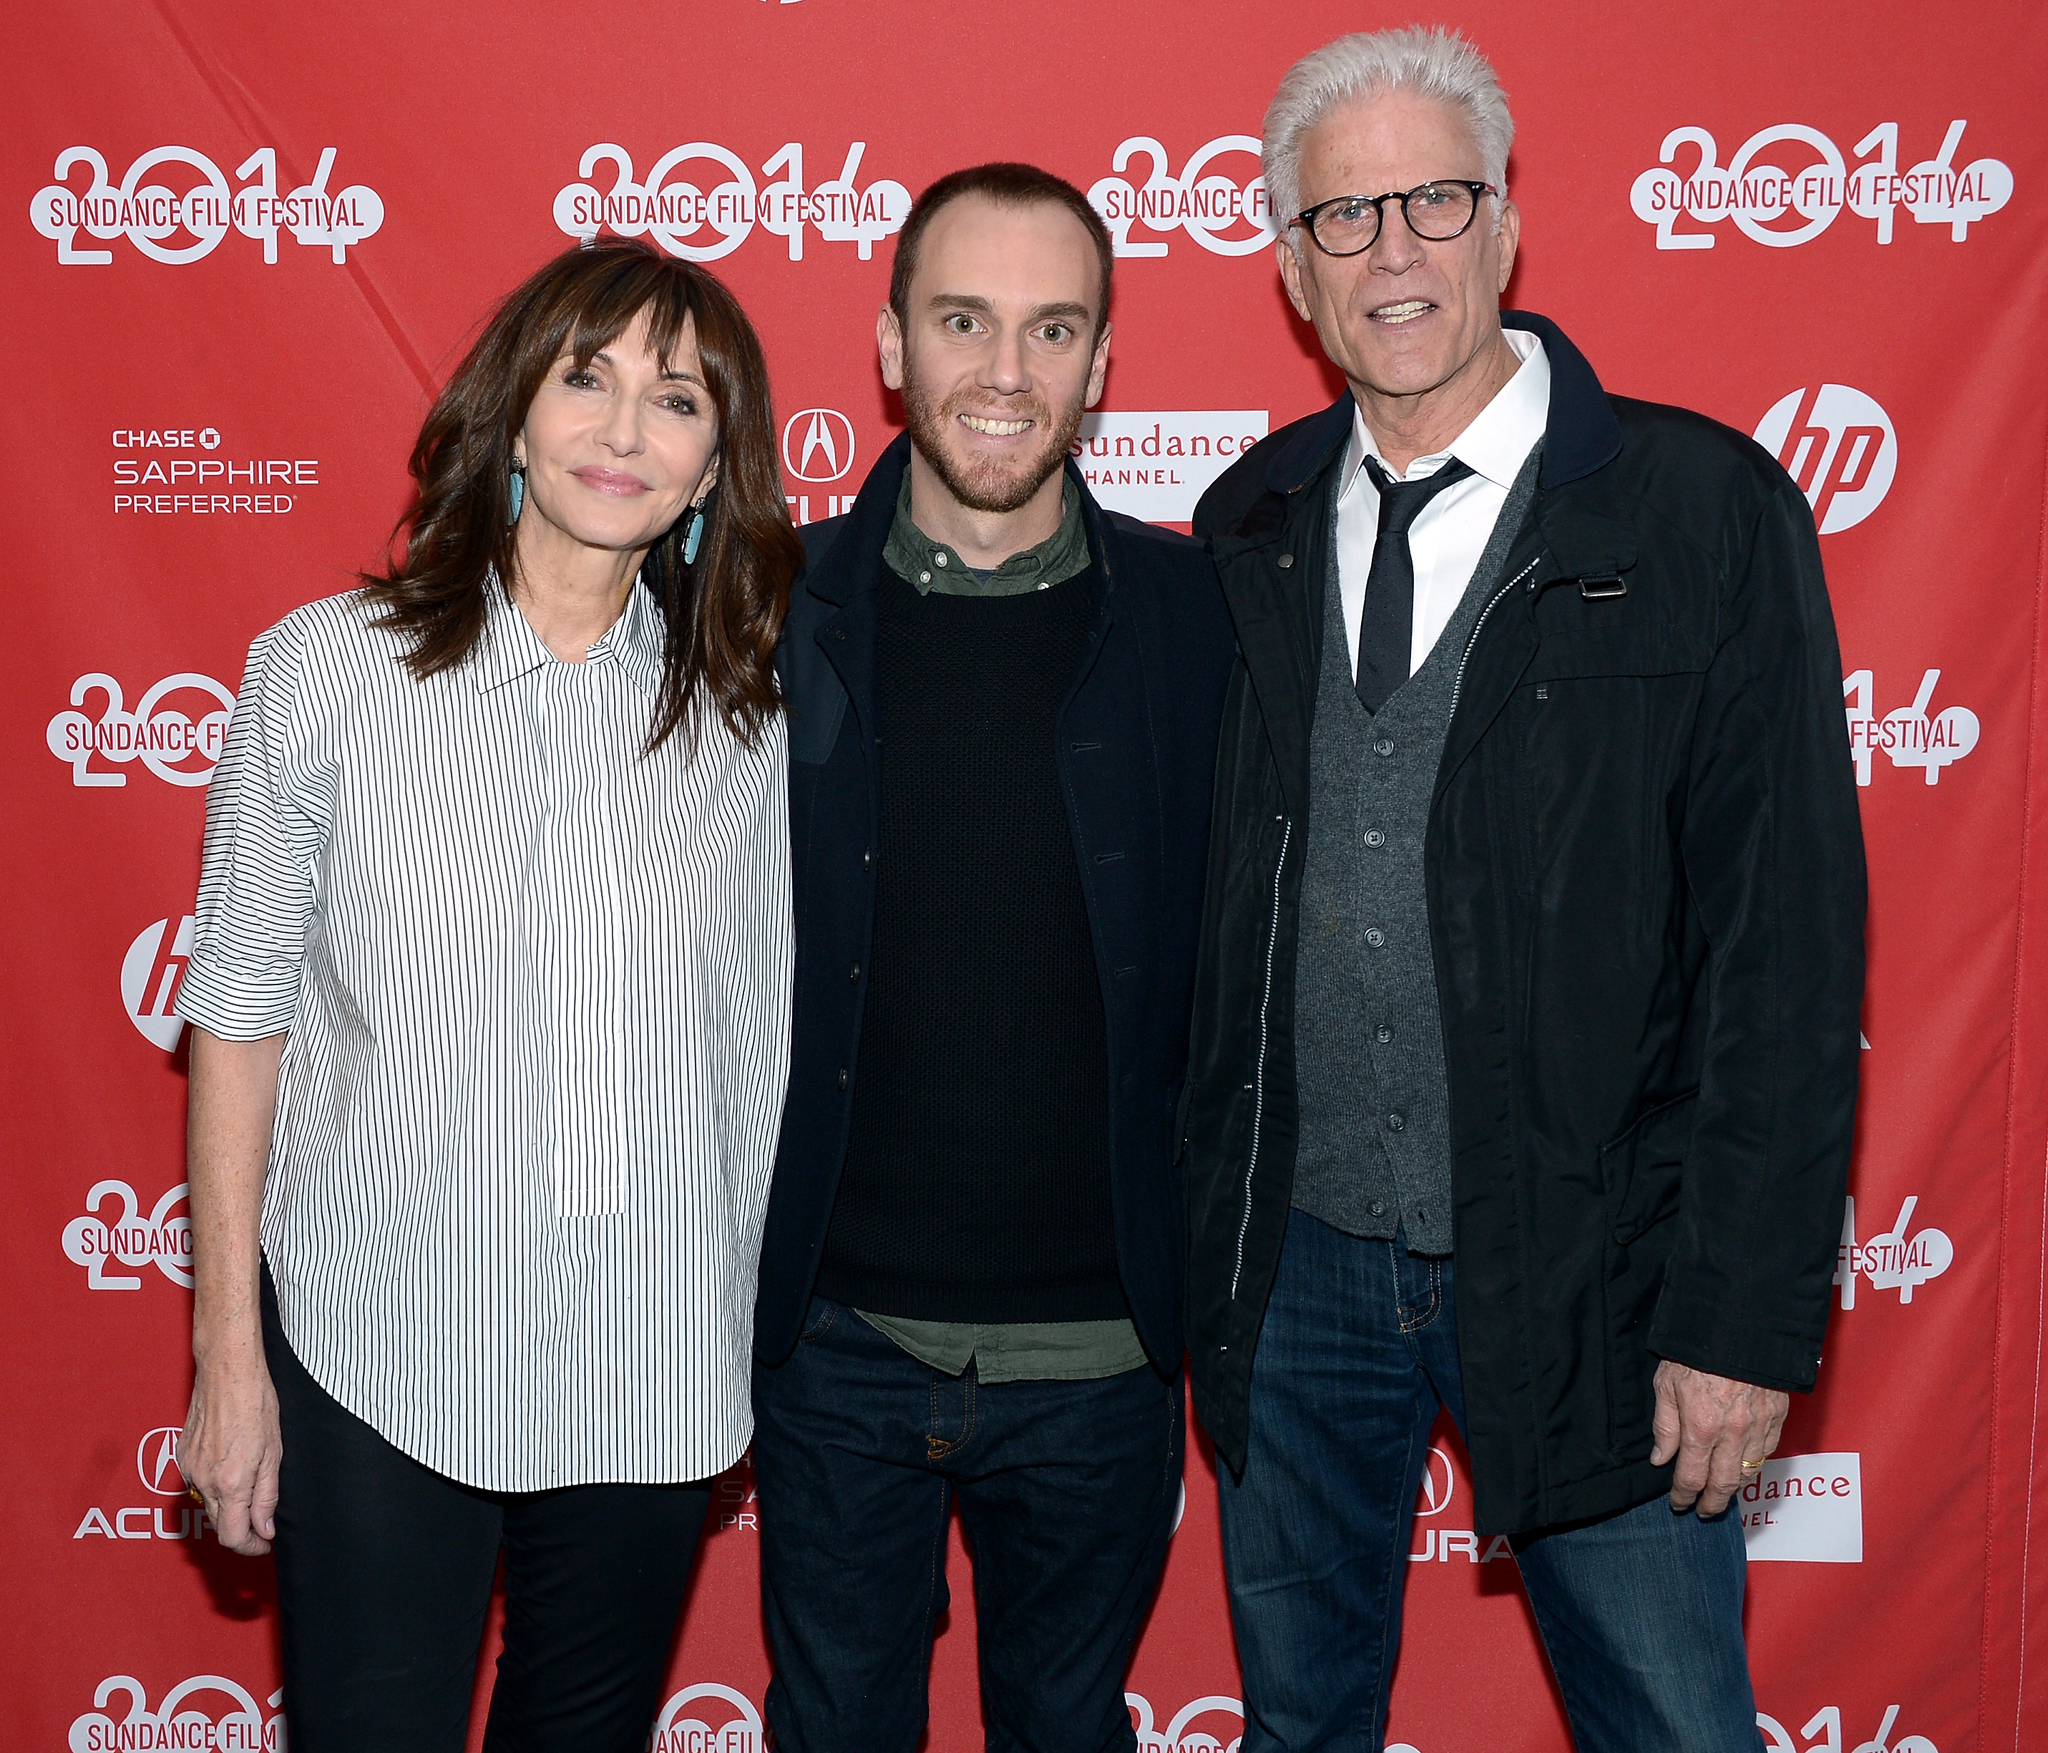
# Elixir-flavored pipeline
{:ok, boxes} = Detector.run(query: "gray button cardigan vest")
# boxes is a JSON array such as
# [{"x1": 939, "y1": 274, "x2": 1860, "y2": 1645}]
[{"x1": 1292, "y1": 449, "x2": 1542, "y2": 1255}]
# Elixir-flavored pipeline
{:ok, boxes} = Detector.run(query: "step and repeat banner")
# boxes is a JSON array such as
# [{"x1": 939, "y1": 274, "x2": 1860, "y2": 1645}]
[{"x1": 7, "y1": 2, "x2": 2048, "y2": 1749}]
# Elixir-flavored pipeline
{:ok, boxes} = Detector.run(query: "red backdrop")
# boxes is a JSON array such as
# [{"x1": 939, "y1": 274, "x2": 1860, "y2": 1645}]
[{"x1": 8, "y1": 3, "x2": 2048, "y2": 1749}]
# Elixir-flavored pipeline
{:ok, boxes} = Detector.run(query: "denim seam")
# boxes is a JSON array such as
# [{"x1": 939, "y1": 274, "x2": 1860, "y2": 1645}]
[
  {"x1": 1368, "y1": 1411, "x2": 1435, "y2": 1736},
  {"x1": 1397, "y1": 1255, "x2": 1444, "y2": 1336},
  {"x1": 919, "y1": 1475, "x2": 950, "y2": 1729}
]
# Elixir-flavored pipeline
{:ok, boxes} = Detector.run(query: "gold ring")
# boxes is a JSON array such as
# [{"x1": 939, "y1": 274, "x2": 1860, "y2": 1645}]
[
  {"x1": 187, "y1": 1485, "x2": 205, "y2": 1502},
  {"x1": 1739, "y1": 1459, "x2": 1766, "y2": 1470}
]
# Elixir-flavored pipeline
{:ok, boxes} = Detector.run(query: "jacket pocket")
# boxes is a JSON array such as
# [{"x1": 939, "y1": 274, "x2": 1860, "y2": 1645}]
[
  {"x1": 1597, "y1": 1089, "x2": 1698, "y2": 1458},
  {"x1": 1523, "y1": 624, "x2": 1713, "y2": 684},
  {"x1": 1600, "y1": 1088, "x2": 1699, "y2": 1244}
]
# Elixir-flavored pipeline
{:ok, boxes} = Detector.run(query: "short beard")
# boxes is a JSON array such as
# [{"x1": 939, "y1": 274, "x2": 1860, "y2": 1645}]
[{"x1": 901, "y1": 373, "x2": 1087, "y2": 515}]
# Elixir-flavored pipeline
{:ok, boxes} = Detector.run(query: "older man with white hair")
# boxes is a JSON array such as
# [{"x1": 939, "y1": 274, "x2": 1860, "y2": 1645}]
[{"x1": 1181, "y1": 27, "x2": 1866, "y2": 1751}]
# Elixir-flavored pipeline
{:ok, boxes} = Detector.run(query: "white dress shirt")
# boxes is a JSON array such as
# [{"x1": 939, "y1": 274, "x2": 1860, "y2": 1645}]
[
  {"x1": 1335, "y1": 327, "x2": 1550, "y2": 678},
  {"x1": 177, "y1": 580, "x2": 793, "y2": 1491}
]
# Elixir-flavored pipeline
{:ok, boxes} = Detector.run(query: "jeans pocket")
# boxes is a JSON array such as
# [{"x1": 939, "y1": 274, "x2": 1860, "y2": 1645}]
[{"x1": 798, "y1": 1297, "x2": 840, "y2": 1343}]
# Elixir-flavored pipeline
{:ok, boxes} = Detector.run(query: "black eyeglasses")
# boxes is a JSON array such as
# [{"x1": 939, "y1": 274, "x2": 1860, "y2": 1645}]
[{"x1": 1291, "y1": 180, "x2": 1498, "y2": 257}]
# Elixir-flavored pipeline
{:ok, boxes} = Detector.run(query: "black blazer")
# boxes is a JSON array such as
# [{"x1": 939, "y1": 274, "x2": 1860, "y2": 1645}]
[{"x1": 755, "y1": 432, "x2": 1237, "y2": 1371}]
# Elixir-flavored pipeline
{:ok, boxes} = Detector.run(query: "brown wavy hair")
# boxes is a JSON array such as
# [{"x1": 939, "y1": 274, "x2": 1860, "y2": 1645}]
[{"x1": 361, "y1": 239, "x2": 800, "y2": 751}]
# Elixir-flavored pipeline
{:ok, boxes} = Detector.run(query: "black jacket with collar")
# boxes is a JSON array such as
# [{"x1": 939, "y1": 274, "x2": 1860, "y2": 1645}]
[
  {"x1": 756, "y1": 431, "x2": 1236, "y2": 1372},
  {"x1": 1183, "y1": 312, "x2": 1867, "y2": 1535}
]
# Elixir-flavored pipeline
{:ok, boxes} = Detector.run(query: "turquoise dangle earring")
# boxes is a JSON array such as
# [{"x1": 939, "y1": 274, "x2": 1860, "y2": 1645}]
[
  {"x1": 682, "y1": 503, "x2": 706, "y2": 564},
  {"x1": 508, "y1": 460, "x2": 525, "y2": 525}
]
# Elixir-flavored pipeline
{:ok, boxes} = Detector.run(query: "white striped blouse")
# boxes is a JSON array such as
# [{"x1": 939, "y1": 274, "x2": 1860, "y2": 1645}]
[{"x1": 177, "y1": 579, "x2": 792, "y2": 1490}]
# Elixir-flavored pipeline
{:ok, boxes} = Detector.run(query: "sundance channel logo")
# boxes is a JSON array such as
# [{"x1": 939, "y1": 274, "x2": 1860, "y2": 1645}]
[
  {"x1": 555, "y1": 141, "x2": 908, "y2": 261},
  {"x1": 1740, "y1": 1452, "x2": 1863, "y2": 1563},
  {"x1": 32, "y1": 144, "x2": 380, "y2": 265},
  {"x1": 1073, "y1": 412, "x2": 1268, "y2": 522},
  {"x1": 1631, "y1": 118, "x2": 2009, "y2": 248}
]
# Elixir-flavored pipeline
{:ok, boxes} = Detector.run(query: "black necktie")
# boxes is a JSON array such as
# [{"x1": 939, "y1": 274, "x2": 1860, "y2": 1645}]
[{"x1": 1354, "y1": 455, "x2": 1475, "y2": 713}]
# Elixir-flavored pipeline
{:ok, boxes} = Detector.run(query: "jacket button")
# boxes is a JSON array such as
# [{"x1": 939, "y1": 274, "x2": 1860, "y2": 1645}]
[
  {"x1": 1369, "y1": 1200, "x2": 1387, "y2": 1217},
  {"x1": 1374, "y1": 1025, "x2": 1392, "y2": 1044},
  {"x1": 1276, "y1": 553, "x2": 1294, "y2": 569},
  {"x1": 1363, "y1": 830, "x2": 1385, "y2": 847},
  {"x1": 1386, "y1": 1113, "x2": 1405, "y2": 1132},
  {"x1": 1364, "y1": 927, "x2": 1386, "y2": 948},
  {"x1": 1373, "y1": 737, "x2": 1395, "y2": 757},
  {"x1": 862, "y1": 849, "x2": 872, "y2": 870},
  {"x1": 849, "y1": 963, "x2": 861, "y2": 982},
  {"x1": 837, "y1": 1068, "x2": 849, "y2": 1090}
]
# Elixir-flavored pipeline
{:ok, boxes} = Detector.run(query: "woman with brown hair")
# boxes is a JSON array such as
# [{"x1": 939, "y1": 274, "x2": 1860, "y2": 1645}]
[{"x1": 171, "y1": 239, "x2": 801, "y2": 1751}]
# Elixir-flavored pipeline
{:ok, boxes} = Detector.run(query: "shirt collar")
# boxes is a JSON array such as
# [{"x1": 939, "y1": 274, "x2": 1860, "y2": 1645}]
[
  {"x1": 1340, "y1": 327, "x2": 1550, "y2": 500},
  {"x1": 471, "y1": 570, "x2": 664, "y2": 693},
  {"x1": 589, "y1": 573, "x2": 665, "y2": 688},
  {"x1": 882, "y1": 471, "x2": 1091, "y2": 596}
]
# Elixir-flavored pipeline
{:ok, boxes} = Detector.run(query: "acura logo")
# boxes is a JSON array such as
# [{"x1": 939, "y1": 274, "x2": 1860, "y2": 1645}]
[
  {"x1": 138, "y1": 1426, "x2": 186, "y2": 1495},
  {"x1": 782, "y1": 407, "x2": 855, "y2": 483},
  {"x1": 1414, "y1": 1445, "x2": 1454, "y2": 1517}
]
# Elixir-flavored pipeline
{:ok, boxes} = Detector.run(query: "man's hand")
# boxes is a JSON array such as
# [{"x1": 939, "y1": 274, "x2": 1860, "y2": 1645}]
[
  {"x1": 181, "y1": 1347, "x2": 282, "y2": 1556},
  {"x1": 1650, "y1": 1360, "x2": 1789, "y2": 1517}
]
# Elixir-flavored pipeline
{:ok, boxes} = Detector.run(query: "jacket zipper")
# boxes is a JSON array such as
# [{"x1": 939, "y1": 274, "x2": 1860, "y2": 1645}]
[
  {"x1": 1448, "y1": 558, "x2": 1542, "y2": 721},
  {"x1": 1231, "y1": 815, "x2": 1291, "y2": 1302},
  {"x1": 1225, "y1": 556, "x2": 1537, "y2": 1309}
]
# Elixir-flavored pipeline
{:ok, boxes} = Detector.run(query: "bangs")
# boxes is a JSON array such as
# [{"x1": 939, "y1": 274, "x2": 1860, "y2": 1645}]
[{"x1": 539, "y1": 260, "x2": 703, "y2": 382}]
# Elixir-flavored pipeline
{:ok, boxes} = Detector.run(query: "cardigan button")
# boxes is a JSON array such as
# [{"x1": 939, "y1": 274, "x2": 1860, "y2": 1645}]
[
  {"x1": 837, "y1": 1068, "x2": 849, "y2": 1090},
  {"x1": 849, "y1": 963, "x2": 861, "y2": 982}
]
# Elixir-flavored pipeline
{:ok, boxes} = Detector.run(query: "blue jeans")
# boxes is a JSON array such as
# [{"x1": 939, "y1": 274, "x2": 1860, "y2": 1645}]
[
  {"x1": 1218, "y1": 1211, "x2": 1760, "y2": 1753},
  {"x1": 752, "y1": 1298, "x2": 1183, "y2": 1753}
]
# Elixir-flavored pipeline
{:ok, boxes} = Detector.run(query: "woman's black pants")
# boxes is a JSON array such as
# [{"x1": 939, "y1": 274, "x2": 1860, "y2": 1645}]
[{"x1": 262, "y1": 1273, "x2": 712, "y2": 1752}]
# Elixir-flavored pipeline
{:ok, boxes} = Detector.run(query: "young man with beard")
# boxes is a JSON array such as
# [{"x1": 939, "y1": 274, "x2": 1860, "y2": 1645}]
[{"x1": 751, "y1": 164, "x2": 1234, "y2": 1753}]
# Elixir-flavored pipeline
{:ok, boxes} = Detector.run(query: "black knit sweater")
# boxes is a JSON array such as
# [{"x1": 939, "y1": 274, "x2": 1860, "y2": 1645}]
[{"x1": 814, "y1": 568, "x2": 1123, "y2": 1323}]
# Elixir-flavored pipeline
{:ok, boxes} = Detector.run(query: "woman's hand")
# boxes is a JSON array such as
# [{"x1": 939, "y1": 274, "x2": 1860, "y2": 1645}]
[
  {"x1": 182, "y1": 1338, "x2": 281, "y2": 1555},
  {"x1": 184, "y1": 1025, "x2": 288, "y2": 1558}
]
